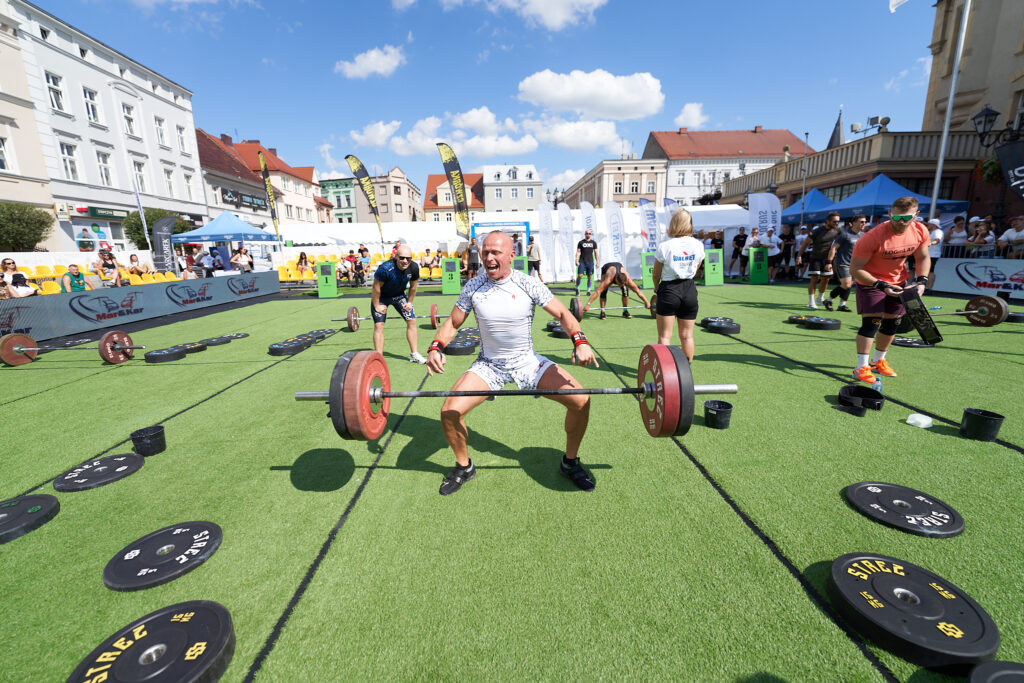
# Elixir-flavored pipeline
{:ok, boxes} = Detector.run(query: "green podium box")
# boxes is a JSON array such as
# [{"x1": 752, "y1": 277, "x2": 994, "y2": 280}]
[
  {"x1": 641, "y1": 251, "x2": 655, "y2": 289},
  {"x1": 748, "y1": 248, "x2": 769, "y2": 284},
  {"x1": 512, "y1": 255, "x2": 527, "y2": 274},
  {"x1": 701, "y1": 249, "x2": 724, "y2": 286},
  {"x1": 317, "y1": 262, "x2": 338, "y2": 298},
  {"x1": 441, "y1": 258, "x2": 461, "y2": 295}
]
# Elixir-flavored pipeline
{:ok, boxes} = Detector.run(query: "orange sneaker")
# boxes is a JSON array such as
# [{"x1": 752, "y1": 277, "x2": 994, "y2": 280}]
[
  {"x1": 853, "y1": 365, "x2": 876, "y2": 384},
  {"x1": 871, "y1": 358, "x2": 897, "y2": 377}
]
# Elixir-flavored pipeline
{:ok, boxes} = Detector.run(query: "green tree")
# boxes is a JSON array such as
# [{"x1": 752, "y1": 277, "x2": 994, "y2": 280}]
[
  {"x1": 122, "y1": 208, "x2": 192, "y2": 249},
  {"x1": 0, "y1": 202, "x2": 54, "y2": 251}
]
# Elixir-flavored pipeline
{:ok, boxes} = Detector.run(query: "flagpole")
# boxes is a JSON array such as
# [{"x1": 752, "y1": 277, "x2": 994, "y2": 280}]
[
  {"x1": 799, "y1": 132, "x2": 809, "y2": 227},
  {"x1": 928, "y1": 0, "x2": 972, "y2": 221}
]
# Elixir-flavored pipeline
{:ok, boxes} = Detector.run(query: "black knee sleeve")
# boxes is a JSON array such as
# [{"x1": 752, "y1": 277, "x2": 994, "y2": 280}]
[
  {"x1": 858, "y1": 317, "x2": 881, "y2": 338},
  {"x1": 879, "y1": 317, "x2": 899, "y2": 335},
  {"x1": 839, "y1": 286, "x2": 851, "y2": 299}
]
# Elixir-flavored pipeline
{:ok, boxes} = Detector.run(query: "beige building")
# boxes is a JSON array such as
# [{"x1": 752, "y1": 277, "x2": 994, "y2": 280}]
[
  {"x1": 355, "y1": 166, "x2": 422, "y2": 222},
  {"x1": 922, "y1": 0, "x2": 1024, "y2": 132},
  {"x1": 562, "y1": 156, "x2": 667, "y2": 209}
]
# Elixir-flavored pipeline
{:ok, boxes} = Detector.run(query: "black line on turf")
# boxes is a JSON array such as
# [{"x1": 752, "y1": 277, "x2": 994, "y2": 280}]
[
  {"x1": 243, "y1": 373, "x2": 428, "y2": 682},
  {"x1": 0, "y1": 364, "x2": 124, "y2": 406},
  {"x1": 592, "y1": 345, "x2": 900, "y2": 683}
]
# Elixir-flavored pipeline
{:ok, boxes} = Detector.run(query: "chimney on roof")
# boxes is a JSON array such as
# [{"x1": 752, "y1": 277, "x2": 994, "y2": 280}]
[
  {"x1": 678, "y1": 128, "x2": 688, "y2": 134},
  {"x1": 243, "y1": 139, "x2": 260, "y2": 145},
  {"x1": 754, "y1": 126, "x2": 763, "y2": 133},
  {"x1": 269, "y1": 148, "x2": 277, "y2": 156},
  {"x1": 220, "y1": 134, "x2": 233, "y2": 145}
]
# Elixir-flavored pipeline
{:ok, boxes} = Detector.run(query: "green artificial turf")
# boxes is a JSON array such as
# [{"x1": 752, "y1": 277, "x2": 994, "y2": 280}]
[{"x1": 1, "y1": 283, "x2": 1021, "y2": 682}]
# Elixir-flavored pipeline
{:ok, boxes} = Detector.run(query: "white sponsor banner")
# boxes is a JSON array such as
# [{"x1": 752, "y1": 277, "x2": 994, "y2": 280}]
[
  {"x1": 605, "y1": 200, "x2": 626, "y2": 263},
  {"x1": 537, "y1": 202, "x2": 557, "y2": 282},
  {"x1": 747, "y1": 193, "x2": 782, "y2": 235},
  {"x1": 639, "y1": 198, "x2": 659, "y2": 252},
  {"x1": 557, "y1": 203, "x2": 575, "y2": 282},
  {"x1": 935, "y1": 258, "x2": 1024, "y2": 300}
]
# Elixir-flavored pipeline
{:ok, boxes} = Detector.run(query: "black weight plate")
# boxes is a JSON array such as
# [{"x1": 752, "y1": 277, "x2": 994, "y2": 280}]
[
  {"x1": 787, "y1": 315, "x2": 810, "y2": 324},
  {"x1": 305, "y1": 331, "x2": 328, "y2": 342},
  {"x1": 103, "y1": 521, "x2": 222, "y2": 591},
  {"x1": 845, "y1": 482, "x2": 964, "y2": 538},
  {"x1": 549, "y1": 325, "x2": 570, "y2": 339},
  {"x1": 649, "y1": 293, "x2": 657, "y2": 318},
  {"x1": 0, "y1": 494, "x2": 59, "y2": 545},
  {"x1": 829, "y1": 553, "x2": 1000, "y2": 671},
  {"x1": 802, "y1": 317, "x2": 841, "y2": 330},
  {"x1": 970, "y1": 661, "x2": 1024, "y2": 682},
  {"x1": 268, "y1": 340, "x2": 308, "y2": 356},
  {"x1": 198, "y1": 337, "x2": 231, "y2": 346},
  {"x1": 895, "y1": 316, "x2": 915, "y2": 334},
  {"x1": 1007, "y1": 312, "x2": 1024, "y2": 324},
  {"x1": 54, "y1": 454, "x2": 144, "y2": 492},
  {"x1": 144, "y1": 348, "x2": 187, "y2": 363},
  {"x1": 66, "y1": 600, "x2": 234, "y2": 683},
  {"x1": 180, "y1": 342, "x2": 207, "y2": 354},
  {"x1": 707, "y1": 321, "x2": 741, "y2": 335},
  {"x1": 893, "y1": 336, "x2": 934, "y2": 348},
  {"x1": 446, "y1": 340, "x2": 477, "y2": 356},
  {"x1": 665, "y1": 344, "x2": 695, "y2": 436},
  {"x1": 37, "y1": 337, "x2": 93, "y2": 354},
  {"x1": 700, "y1": 316, "x2": 733, "y2": 328},
  {"x1": 545, "y1": 320, "x2": 561, "y2": 331},
  {"x1": 224, "y1": 332, "x2": 249, "y2": 339},
  {"x1": 329, "y1": 351, "x2": 357, "y2": 439}
]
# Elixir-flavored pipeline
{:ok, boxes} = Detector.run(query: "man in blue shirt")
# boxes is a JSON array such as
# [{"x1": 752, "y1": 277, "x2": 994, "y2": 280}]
[{"x1": 372, "y1": 244, "x2": 426, "y2": 363}]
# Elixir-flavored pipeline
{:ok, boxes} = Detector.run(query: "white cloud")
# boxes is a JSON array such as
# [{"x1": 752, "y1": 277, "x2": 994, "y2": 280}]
[
  {"x1": 392, "y1": 0, "x2": 416, "y2": 9},
  {"x1": 334, "y1": 45, "x2": 406, "y2": 79},
  {"x1": 389, "y1": 117, "x2": 445, "y2": 156},
  {"x1": 885, "y1": 56, "x2": 932, "y2": 93},
  {"x1": 318, "y1": 142, "x2": 340, "y2": 169},
  {"x1": 459, "y1": 134, "x2": 538, "y2": 158},
  {"x1": 522, "y1": 116, "x2": 621, "y2": 153},
  {"x1": 407, "y1": 30, "x2": 414, "y2": 42},
  {"x1": 450, "y1": 106, "x2": 518, "y2": 136},
  {"x1": 517, "y1": 68, "x2": 663, "y2": 120},
  {"x1": 546, "y1": 168, "x2": 586, "y2": 191},
  {"x1": 673, "y1": 102, "x2": 709, "y2": 129},
  {"x1": 440, "y1": 0, "x2": 607, "y2": 31},
  {"x1": 884, "y1": 69, "x2": 910, "y2": 92},
  {"x1": 350, "y1": 120, "x2": 402, "y2": 147}
]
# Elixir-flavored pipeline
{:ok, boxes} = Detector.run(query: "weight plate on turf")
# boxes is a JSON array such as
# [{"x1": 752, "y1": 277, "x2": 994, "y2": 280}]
[
  {"x1": 545, "y1": 320, "x2": 561, "y2": 331},
  {"x1": 569, "y1": 296, "x2": 583, "y2": 321},
  {"x1": 549, "y1": 324, "x2": 569, "y2": 339},
  {"x1": 707, "y1": 320, "x2": 741, "y2": 335},
  {"x1": 845, "y1": 482, "x2": 964, "y2": 538},
  {"x1": 649, "y1": 293, "x2": 657, "y2": 318},
  {"x1": 144, "y1": 348, "x2": 187, "y2": 363},
  {"x1": 637, "y1": 344, "x2": 691, "y2": 437},
  {"x1": 430, "y1": 303, "x2": 440, "y2": 329},
  {"x1": 0, "y1": 333, "x2": 38, "y2": 366},
  {"x1": 38, "y1": 337, "x2": 93, "y2": 354},
  {"x1": 347, "y1": 305, "x2": 360, "y2": 332},
  {"x1": 268, "y1": 339, "x2": 309, "y2": 356},
  {"x1": 787, "y1": 315, "x2": 810, "y2": 324},
  {"x1": 342, "y1": 350, "x2": 390, "y2": 440},
  {"x1": 54, "y1": 454, "x2": 144, "y2": 493},
  {"x1": 224, "y1": 332, "x2": 249, "y2": 340},
  {"x1": 802, "y1": 317, "x2": 841, "y2": 331},
  {"x1": 964, "y1": 295, "x2": 1009, "y2": 327},
  {"x1": 304, "y1": 330, "x2": 328, "y2": 342},
  {"x1": 198, "y1": 337, "x2": 231, "y2": 346},
  {"x1": 99, "y1": 330, "x2": 134, "y2": 364},
  {"x1": 893, "y1": 336, "x2": 934, "y2": 348},
  {"x1": 179, "y1": 342, "x2": 206, "y2": 354},
  {"x1": 969, "y1": 661, "x2": 1024, "y2": 682},
  {"x1": 828, "y1": 553, "x2": 999, "y2": 671},
  {"x1": 103, "y1": 521, "x2": 223, "y2": 591},
  {"x1": 1007, "y1": 312, "x2": 1024, "y2": 324},
  {"x1": 700, "y1": 316, "x2": 733, "y2": 328},
  {"x1": 66, "y1": 600, "x2": 234, "y2": 683},
  {"x1": 446, "y1": 340, "x2": 477, "y2": 356},
  {"x1": 329, "y1": 351, "x2": 357, "y2": 439},
  {"x1": 0, "y1": 494, "x2": 59, "y2": 544},
  {"x1": 896, "y1": 316, "x2": 915, "y2": 334}
]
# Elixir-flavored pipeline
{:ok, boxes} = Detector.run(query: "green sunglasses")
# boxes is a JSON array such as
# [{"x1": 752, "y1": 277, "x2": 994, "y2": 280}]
[{"x1": 890, "y1": 214, "x2": 917, "y2": 223}]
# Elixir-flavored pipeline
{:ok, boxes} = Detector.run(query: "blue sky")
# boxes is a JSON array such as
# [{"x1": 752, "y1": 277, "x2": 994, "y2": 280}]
[{"x1": 46, "y1": 0, "x2": 938, "y2": 192}]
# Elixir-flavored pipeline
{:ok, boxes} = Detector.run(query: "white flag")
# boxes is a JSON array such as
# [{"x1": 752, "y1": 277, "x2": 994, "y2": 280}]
[
  {"x1": 557, "y1": 203, "x2": 575, "y2": 282},
  {"x1": 889, "y1": 0, "x2": 911, "y2": 11},
  {"x1": 537, "y1": 202, "x2": 556, "y2": 281},
  {"x1": 605, "y1": 200, "x2": 625, "y2": 263},
  {"x1": 747, "y1": 193, "x2": 782, "y2": 234}
]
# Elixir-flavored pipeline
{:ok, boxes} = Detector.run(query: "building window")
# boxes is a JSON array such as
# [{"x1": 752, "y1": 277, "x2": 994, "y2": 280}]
[
  {"x1": 183, "y1": 173, "x2": 193, "y2": 201},
  {"x1": 46, "y1": 72, "x2": 65, "y2": 111},
  {"x1": 495, "y1": 188, "x2": 502, "y2": 199},
  {"x1": 613, "y1": 181, "x2": 622, "y2": 193},
  {"x1": 509, "y1": 168, "x2": 517, "y2": 180},
  {"x1": 723, "y1": 171, "x2": 731, "y2": 181},
  {"x1": 154, "y1": 117, "x2": 167, "y2": 146},
  {"x1": 133, "y1": 160, "x2": 146, "y2": 192},
  {"x1": 177, "y1": 125, "x2": 187, "y2": 152},
  {"x1": 83, "y1": 88, "x2": 100, "y2": 123},
  {"x1": 709, "y1": 171, "x2": 717, "y2": 185},
  {"x1": 96, "y1": 151, "x2": 112, "y2": 186},
  {"x1": 445, "y1": 212, "x2": 452, "y2": 222},
  {"x1": 692, "y1": 171, "x2": 701, "y2": 184},
  {"x1": 494, "y1": 172, "x2": 501, "y2": 180},
  {"x1": 380, "y1": 204, "x2": 388, "y2": 213},
  {"x1": 646, "y1": 181, "x2": 655, "y2": 193},
  {"x1": 0, "y1": 137, "x2": 9, "y2": 171},
  {"x1": 393, "y1": 185, "x2": 401, "y2": 195},
  {"x1": 433, "y1": 213, "x2": 440, "y2": 222},
  {"x1": 285, "y1": 204, "x2": 293, "y2": 218},
  {"x1": 526, "y1": 171, "x2": 533, "y2": 179},
  {"x1": 630, "y1": 181, "x2": 639, "y2": 193},
  {"x1": 511, "y1": 187, "x2": 518, "y2": 199},
  {"x1": 677, "y1": 172, "x2": 685, "y2": 184},
  {"x1": 821, "y1": 181, "x2": 867, "y2": 202},
  {"x1": 122, "y1": 103, "x2": 136, "y2": 136},
  {"x1": 395, "y1": 202, "x2": 403, "y2": 213},
  {"x1": 40, "y1": 27, "x2": 50, "y2": 40},
  {"x1": 527, "y1": 187, "x2": 534, "y2": 199},
  {"x1": 305, "y1": 208, "x2": 312, "y2": 221},
  {"x1": 164, "y1": 168, "x2": 175, "y2": 197},
  {"x1": 59, "y1": 142, "x2": 78, "y2": 180}
]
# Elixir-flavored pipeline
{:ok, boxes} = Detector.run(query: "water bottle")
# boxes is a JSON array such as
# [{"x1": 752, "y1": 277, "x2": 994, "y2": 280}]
[
  {"x1": 873, "y1": 377, "x2": 883, "y2": 394},
  {"x1": 929, "y1": 306, "x2": 942, "y2": 311}
]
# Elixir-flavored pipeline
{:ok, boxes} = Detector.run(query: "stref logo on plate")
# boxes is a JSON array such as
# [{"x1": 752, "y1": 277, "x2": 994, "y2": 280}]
[
  {"x1": 227, "y1": 276, "x2": 260, "y2": 296},
  {"x1": 0, "y1": 305, "x2": 33, "y2": 335},
  {"x1": 166, "y1": 282, "x2": 213, "y2": 307},
  {"x1": 68, "y1": 293, "x2": 144, "y2": 322}
]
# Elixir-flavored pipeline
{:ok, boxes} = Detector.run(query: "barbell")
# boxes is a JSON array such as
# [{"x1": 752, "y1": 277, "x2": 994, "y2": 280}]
[
  {"x1": 896, "y1": 294, "x2": 1009, "y2": 334},
  {"x1": 0, "y1": 330, "x2": 143, "y2": 366},
  {"x1": 293, "y1": 344, "x2": 738, "y2": 441},
  {"x1": 568, "y1": 296, "x2": 652, "y2": 321},
  {"x1": 332, "y1": 303, "x2": 452, "y2": 332}
]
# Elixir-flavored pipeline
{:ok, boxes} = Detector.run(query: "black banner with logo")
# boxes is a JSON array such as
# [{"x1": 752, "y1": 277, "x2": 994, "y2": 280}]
[
  {"x1": 436, "y1": 143, "x2": 469, "y2": 240},
  {"x1": 346, "y1": 154, "x2": 384, "y2": 251},
  {"x1": 151, "y1": 216, "x2": 177, "y2": 273},
  {"x1": 996, "y1": 140, "x2": 1024, "y2": 201},
  {"x1": 257, "y1": 151, "x2": 281, "y2": 241}
]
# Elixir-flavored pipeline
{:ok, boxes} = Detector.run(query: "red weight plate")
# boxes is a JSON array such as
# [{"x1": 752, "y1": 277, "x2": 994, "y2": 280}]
[
  {"x1": 342, "y1": 350, "x2": 390, "y2": 440},
  {"x1": 347, "y1": 306, "x2": 360, "y2": 332},
  {"x1": 430, "y1": 303, "x2": 439, "y2": 329},
  {"x1": 637, "y1": 344, "x2": 681, "y2": 437},
  {"x1": 99, "y1": 330, "x2": 133, "y2": 364},
  {"x1": 0, "y1": 333, "x2": 37, "y2": 366},
  {"x1": 964, "y1": 295, "x2": 1008, "y2": 327}
]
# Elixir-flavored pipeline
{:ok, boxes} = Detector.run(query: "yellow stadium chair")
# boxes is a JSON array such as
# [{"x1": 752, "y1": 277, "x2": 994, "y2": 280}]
[
  {"x1": 286, "y1": 260, "x2": 298, "y2": 270},
  {"x1": 431, "y1": 266, "x2": 443, "y2": 279},
  {"x1": 328, "y1": 254, "x2": 340, "y2": 262},
  {"x1": 33, "y1": 265, "x2": 54, "y2": 279},
  {"x1": 299, "y1": 269, "x2": 315, "y2": 282},
  {"x1": 17, "y1": 266, "x2": 33, "y2": 278},
  {"x1": 316, "y1": 254, "x2": 327, "y2": 262},
  {"x1": 151, "y1": 272, "x2": 166, "y2": 282},
  {"x1": 53, "y1": 264, "x2": 69, "y2": 277},
  {"x1": 41, "y1": 281, "x2": 61, "y2": 295},
  {"x1": 129, "y1": 274, "x2": 143, "y2": 286},
  {"x1": 29, "y1": 282, "x2": 43, "y2": 294},
  {"x1": 140, "y1": 273, "x2": 155, "y2": 284},
  {"x1": 163, "y1": 271, "x2": 178, "y2": 281}
]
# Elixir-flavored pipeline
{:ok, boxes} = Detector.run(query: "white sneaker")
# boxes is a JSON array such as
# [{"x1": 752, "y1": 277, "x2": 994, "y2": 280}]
[
  {"x1": 807, "y1": 302, "x2": 818, "y2": 309},
  {"x1": 410, "y1": 352, "x2": 427, "y2": 364}
]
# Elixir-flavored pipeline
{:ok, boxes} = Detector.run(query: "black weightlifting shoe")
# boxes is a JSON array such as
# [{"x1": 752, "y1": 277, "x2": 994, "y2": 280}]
[
  {"x1": 439, "y1": 462, "x2": 475, "y2": 496},
  {"x1": 823, "y1": 299, "x2": 834, "y2": 311},
  {"x1": 837, "y1": 304, "x2": 852, "y2": 312},
  {"x1": 622, "y1": 310, "x2": 632, "y2": 319},
  {"x1": 560, "y1": 457, "x2": 595, "y2": 492},
  {"x1": 599, "y1": 310, "x2": 606, "y2": 320}
]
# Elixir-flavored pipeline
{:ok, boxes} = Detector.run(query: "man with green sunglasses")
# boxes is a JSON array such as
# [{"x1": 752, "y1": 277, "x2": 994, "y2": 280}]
[{"x1": 848, "y1": 196, "x2": 932, "y2": 384}]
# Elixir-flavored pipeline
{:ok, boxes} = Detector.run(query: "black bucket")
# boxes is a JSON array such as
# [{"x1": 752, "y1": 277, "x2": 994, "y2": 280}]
[
  {"x1": 704, "y1": 400, "x2": 733, "y2": 430},
  {"x1": 959, "y1": 409, "x2": 1005, "y2": 442},
  {"x1": 130, "y1": 425, "x2": 166, "y2": 456}
]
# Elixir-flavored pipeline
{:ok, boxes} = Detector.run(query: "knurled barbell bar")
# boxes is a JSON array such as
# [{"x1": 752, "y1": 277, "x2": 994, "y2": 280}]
[
  {"x1": 0, "y1": 330, "x2": 143, "y2": 366},
  {"x1": 568, "y1": 296, "x2": 652, "y2": 321},
  {"x1": 333, "y1": 303, "x2": 453, "y2": 332},
  {"x1": 293, "y1": 344, "x2": 738, "y2": 441},
  {"x1": 896, "y1": 294, "x2": 1009, "y2": 334}
]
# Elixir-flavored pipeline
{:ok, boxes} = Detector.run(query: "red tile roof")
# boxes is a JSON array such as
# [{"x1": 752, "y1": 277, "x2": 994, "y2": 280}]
[
  {"x1": 644, "y1": 127, "x2": 814, "y2": 159},
  {"x1": 314, "y1": 195, "x2": 333, "y2": 208},
  {"x1": 293, "y1": 166, "x2": 317, "y2": 184},
  {"x1": 195, "y1": 129, "x2": 265, "y2": 188},
  {"x1": 228, "y1": 138, "x2": 307, "y2": 181},
  {"x1": 422, "y1": 173, "x2": 485, "y2": 211}
]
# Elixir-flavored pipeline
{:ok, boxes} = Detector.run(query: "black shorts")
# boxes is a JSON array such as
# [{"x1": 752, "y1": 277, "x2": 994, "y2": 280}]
[
  {"x1": 731, "y1": 249, "x2": 742, "y2": 260},
  {"x1": 655, "y1": 279, "x2": 698, "y2": 320},
  {"x1": 371, "y1": 295, "x2": 415, "y2": 323},
  {"x1": 528, "y1": 260, "x2": 540, "y2": 271},
  {"x1": 768, "y1": 254, "x2": 781, "y2": 267},
  {"x1": 806, "y1": 257, "x2": 832, "y2": 276}
]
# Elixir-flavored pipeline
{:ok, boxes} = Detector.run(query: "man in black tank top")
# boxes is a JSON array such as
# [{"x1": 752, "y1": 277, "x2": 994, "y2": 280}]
[
  {"x1": 462, "y1": 237, "x2": 481, "y2": 279},
  {"x1": 575, "y1": 230, "x2": 598, "y2": 295},
  {"x1": 580, "y1": 262, "x2": 649, "y2": 319}
]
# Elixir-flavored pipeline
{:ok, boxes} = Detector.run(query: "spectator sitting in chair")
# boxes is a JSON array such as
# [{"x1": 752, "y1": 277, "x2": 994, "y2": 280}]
[
  {"x1": 337, "y1": 258, "x2": 352, "y2": 284},
  {"x1": 420, "y1": 249, "x2": 438, "y2": 274},
  {"x1": 352, "y1": 257, "x2": 366, "y2": 286},
  {"x1": 997, "y1": 216, "x2": 1024, "y2": 259},
  {"x1": 6, "y1": 272, "x2": 38, "y2": 297},
  {"x1": 61, "y1": 263, "x2": 90, "y2": 292},
  {"x1": 127, "y1": 254, "x2": 151, "y2": 275},
  {"x1": 93, "y1": 250, "x2": 123, "y2": 287}
]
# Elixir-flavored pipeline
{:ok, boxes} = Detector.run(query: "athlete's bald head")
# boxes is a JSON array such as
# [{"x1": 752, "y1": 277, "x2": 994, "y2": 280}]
[
  {"x1": 395, "y1": 244, "x2": 413, "y2": 270},
  {"x1": 482, "y1": 230, "x2": 513, "y2": 280}
]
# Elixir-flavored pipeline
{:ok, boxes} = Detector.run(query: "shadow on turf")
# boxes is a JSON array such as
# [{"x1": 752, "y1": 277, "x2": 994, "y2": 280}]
[
  {"x1": 693, "y1": 351, "x2": 802, "y2": 374},
  {"x1": 390, "y1": 414, "x2": 610, "y2": 491},
  {"x1": 735, "y1": 675, "x2": 791, "y2": 683},
  {"x1": 269, "y1": 448, "x2": 356, "y2": 491}
]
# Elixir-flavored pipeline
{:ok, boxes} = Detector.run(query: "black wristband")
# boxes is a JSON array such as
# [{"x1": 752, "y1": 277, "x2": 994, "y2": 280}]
[
  {"x1": 873, "y1": 280, "x2": 890, "y2": 291},
  {"x1": 914, "y1": 275, "x2": 928, "y2": 285},
  {"x1": 428, "y1": 340, "x2": 445, "y2": 354},
  {"x1": 571, "y1": 331, "x2": 589, "y2": 347}
]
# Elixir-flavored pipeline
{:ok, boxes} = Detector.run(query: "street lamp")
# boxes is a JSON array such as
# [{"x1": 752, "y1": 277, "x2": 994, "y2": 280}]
[{"x1": 766, "y1": 183, "x2": 779, "y2": 195}]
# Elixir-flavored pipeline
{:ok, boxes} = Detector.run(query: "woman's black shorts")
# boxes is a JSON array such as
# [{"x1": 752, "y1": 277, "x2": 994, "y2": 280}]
[{"x1": 655, "y1": 278, "x2": 698, "y2": 320}]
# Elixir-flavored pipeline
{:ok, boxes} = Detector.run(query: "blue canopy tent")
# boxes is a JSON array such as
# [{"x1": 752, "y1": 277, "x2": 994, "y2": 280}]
[
  {"x1": 817, "y1": 174, "x2": 969, "y2": 222},
  {"x1": 780, "y1": 189, "x2": 834, "y2": 225},
  {"x1": 171, "y1": 211, "x2": 279, "y2": 243}
]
